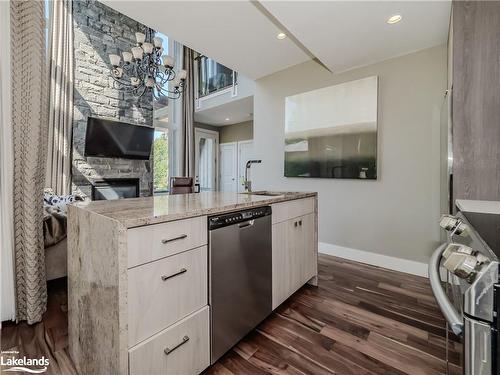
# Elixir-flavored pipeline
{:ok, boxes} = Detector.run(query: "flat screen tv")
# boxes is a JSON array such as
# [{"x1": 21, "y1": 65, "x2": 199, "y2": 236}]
[{"x1": 84, "y1": 117, "x2": 154, "y2": 160}]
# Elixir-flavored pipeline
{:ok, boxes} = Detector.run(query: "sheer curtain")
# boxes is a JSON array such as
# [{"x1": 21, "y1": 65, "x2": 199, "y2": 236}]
[
  {"x1": 11, "y1": 0, "x2": 49, "y2": 323},
  {"x1": 0, "y1": 0, "x2": 16, "y2": 322},
  {"x1": 46, "y1": 0, "x2": 74, "y2": 195}
]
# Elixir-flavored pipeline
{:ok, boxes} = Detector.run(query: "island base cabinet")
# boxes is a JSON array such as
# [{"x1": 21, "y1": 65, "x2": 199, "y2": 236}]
[
  {"x1": 272, "y1": 212, "x2": 316, "y2": 309},
  {"x1": 68, "y1": 194, "x2": 317, "y2": 375},
  {"x1": 128, "y1": 307, "x2": 210, "y2": 375}
]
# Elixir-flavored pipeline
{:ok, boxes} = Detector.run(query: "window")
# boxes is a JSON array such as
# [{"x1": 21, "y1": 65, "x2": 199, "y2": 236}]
[
  {"x1": 153, "y1": 32, "x2": 177, "y2": 193},
  {"x1": 153, "y1": 129, "x2": 169, "y2": 193},
  {"x1": 153, "y1": 32, "x2": 170, "y2": 122},
  {"x1": 197, "y1": 55, "x2": 237, "y2": 98}
]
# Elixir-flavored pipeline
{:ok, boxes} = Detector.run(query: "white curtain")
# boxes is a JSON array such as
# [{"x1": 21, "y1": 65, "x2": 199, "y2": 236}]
[
  {"x1": 0, "y1": 0, "x2": 16, "y2": 322},
  {"x1": 46, "y1": 0, "x2": 74, "y2": 195},
  {"x1": 11, "y1": 0, "x2": 48, "y2": 324}
]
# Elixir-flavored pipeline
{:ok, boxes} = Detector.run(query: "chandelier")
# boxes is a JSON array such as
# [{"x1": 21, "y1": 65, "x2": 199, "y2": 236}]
[{"x1": 108, "y1": 29, "x2": 186, "y2": 100}]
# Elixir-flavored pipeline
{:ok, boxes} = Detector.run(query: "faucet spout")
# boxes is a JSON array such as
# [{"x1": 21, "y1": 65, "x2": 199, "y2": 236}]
[{"x1": 244, "y1": 160, "x2": 262, "y2": 192}]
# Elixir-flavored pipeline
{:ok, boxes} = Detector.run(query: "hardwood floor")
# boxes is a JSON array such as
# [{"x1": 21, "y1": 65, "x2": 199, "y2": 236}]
[
  {"x1": 0, "y1": 280, "x2": 77, "y2": 375},
  {"x1": 205, "y1": 255, "x2": 462, "y2": 375},
  {"x1": 1, "y1": 254, "x2": 461, "y2": 375}
]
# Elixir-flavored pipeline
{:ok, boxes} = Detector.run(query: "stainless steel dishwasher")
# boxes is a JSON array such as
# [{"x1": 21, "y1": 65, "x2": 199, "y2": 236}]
[{"x1": 208, "y1": 206, "x2": 272, "y2": 364}]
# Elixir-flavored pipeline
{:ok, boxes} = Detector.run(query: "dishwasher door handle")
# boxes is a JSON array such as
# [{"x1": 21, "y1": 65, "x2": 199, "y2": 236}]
[
  {"x1": 429, "y1": 243, "x2": 464, "y2": 336},
  {"x1": 238, "y1": 220, "x2": 255, "y2": 229}
]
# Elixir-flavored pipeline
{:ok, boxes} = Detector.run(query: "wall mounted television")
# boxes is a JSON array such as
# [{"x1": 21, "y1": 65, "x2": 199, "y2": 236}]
[{"x1": 84, "y1": 117, "x2": 154, "y2": 160}]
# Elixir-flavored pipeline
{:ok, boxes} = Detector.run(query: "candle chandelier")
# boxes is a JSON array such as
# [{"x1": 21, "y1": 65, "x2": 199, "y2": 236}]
[{"x1": 108, "y1": 29, "x2": 186, "y2": 100}]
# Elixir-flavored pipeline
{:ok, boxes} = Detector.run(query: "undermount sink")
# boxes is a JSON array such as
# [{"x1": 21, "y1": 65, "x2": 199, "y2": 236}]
[{"x1": 241, "y1": 191, "x2": 285, "y2": 197}]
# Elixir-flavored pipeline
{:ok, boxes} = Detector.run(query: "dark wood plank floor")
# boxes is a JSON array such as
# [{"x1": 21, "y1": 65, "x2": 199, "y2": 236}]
[
  {"x1": 1, "y1": 280, "x2": 77, "y2": 375},
  {"x1": 1, "y1": 254, "x2": 461, "y2": 375},
  {"x1": 205, "y1": 255, "x2": 462, "y2": 375}
]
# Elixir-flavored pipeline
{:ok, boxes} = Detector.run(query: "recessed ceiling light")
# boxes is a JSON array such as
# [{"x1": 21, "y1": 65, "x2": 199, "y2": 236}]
[
  {"x1": 387, "y1": 14, "x2": 402, "y2": 24},
  {"x1": 225, "y1": 118, "x2": 230, "y2": 121},
  {"x1": 276, "y1": 32, "x2": 287, "y2": 40}
]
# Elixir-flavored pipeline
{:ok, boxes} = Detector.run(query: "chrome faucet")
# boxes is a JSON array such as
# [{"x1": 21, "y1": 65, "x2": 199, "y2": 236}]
[{"x1": 244, "y1": 160, "x2": 262, "y2": 192}]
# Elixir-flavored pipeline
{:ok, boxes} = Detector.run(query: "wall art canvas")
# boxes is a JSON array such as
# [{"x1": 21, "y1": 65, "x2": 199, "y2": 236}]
[{"x1": 284, "y1": 76, "x2": 378, "y2": 179}]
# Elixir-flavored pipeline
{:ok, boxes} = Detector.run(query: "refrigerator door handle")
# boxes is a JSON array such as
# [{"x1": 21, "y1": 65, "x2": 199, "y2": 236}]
[{"x1": 429, "y1": 243, "x2": 464, "y2": 336}]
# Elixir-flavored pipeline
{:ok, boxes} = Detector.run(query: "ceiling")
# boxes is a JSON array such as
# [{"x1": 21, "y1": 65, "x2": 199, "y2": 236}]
[
  {"x1": 261, "y1": 1, "x2": 451, "y2": 73},
  {"x1": 101, "y1": 1, "x2": 311, "y2": 80},
  {"x1": 103, "y1": 0, "x2": 450, "y2": 79},
  {"x1": 194, "y1": 96, "x2": 253, "y2": 126}
]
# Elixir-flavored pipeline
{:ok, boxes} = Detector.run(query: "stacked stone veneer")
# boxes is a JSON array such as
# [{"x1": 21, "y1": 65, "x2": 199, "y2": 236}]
[{"x1": 72, "y1": 0, "x2": 154, "y2": 197}]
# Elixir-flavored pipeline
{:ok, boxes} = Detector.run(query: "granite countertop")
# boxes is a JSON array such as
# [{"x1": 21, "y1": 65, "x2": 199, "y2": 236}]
[{"x1": 71, "y1": 191, "x2": 317, "y2": 228}]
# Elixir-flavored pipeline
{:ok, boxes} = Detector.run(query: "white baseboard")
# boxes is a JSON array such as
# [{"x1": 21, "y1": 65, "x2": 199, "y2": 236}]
[{"x1": 318, "y1": 242, "x2": 429, "y2": 278}]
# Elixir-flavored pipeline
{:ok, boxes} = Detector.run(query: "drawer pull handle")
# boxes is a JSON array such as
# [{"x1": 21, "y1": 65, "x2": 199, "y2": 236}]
[
  {"x1": 161, "y1": 234, "x2": 187, "y2": 244},
  {"x1": 161, "y1": 268, "x2": 187, "y2": 281},
  {"x1": 164, "y1": 335, "x2": 190, "y2": 355}
]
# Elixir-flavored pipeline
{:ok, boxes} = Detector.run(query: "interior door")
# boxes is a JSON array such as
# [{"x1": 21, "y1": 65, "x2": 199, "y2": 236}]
[
  {"x1": 237, "y1": 140, "x2": 254, "y2": 193},
  {"x1": 194, "y1": 128, "x2": 218, "y2": 191},
  {"x1": 219, "y1": 142, "x2": 238, "y2": 192}
]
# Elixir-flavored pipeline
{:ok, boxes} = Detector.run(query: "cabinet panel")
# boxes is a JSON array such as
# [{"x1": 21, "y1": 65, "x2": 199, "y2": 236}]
[
  {"x1": 272, "y1": 220, "x2": 290, "y2": 309},
  {"x1": 272, "y1": 197, "x2": 315, "y2": 224},
  {"x1": 127, "y1": 216, "x2": 207, "y2": 268},
  {"x1": 272, "y1": 213, "x2": 316, "y2": 310},
  {"x1": 128, "y1": 246, "x2": 208, "y2": 347},
  {"x1": 129, "y1": 307, "x2": 210, "y2": 375},
  {"x1": 301, "y1": 213, "x2": 317, "y2": 282},
  {"x1": 452, "y1": 2, "x2": 500, "y2": 201}
]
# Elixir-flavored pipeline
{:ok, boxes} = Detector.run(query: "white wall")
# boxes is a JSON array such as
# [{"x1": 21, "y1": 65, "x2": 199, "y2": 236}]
[
  {"x1": 253, "y1": 45, "x2": 447, "y2": 264},
  {"x1": 219, "y1": 120, "x2": 253, "y2": 143}
]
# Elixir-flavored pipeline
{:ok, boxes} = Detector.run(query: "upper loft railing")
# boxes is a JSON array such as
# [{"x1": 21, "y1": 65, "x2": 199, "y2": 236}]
[{"x1": 196, "y1": 55, "x2": 237, "y2": 99}]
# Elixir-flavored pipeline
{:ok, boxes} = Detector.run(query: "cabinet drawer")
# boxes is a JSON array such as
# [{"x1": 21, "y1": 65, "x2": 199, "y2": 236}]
[
  {"x1": 129, "y1": 307, "x2": 210, "y2": 375},
  {"x1": 127, "y1": 216, "x2": 207, "y2": 268},
  {"x1": 271, "y1": 197, "x2": 315, "y2": 224},
  {"x1": 128, "y1": 246, "x2": 208, "y2": 347}
]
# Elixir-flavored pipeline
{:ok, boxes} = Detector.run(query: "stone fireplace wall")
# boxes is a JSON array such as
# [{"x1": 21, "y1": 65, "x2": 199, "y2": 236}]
[{"x1": 72, "y1": 0, "x2": 154, "y2": 197}]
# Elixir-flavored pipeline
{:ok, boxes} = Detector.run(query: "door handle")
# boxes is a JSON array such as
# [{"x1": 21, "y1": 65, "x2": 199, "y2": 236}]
[
  {"x1": 429, "y1": 243, "x2": 463, "y2": 336},
  {"x1": 164, "y1": 335, "x2": 190, "y2": 355},
  {"x1": 239, "y1": 220, "x2": 254, "y2": 229},
  {"x1": 161, "y1": 268, "x2": 187, "y2": 281},
  {"x1": 161, "y1": 234, "x2": 187, "y2": 244}
]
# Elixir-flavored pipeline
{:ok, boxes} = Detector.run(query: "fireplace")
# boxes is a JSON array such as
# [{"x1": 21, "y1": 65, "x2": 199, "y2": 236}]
[{"x1": 91, "y1": 178, "x2": 140, "y2": 201}]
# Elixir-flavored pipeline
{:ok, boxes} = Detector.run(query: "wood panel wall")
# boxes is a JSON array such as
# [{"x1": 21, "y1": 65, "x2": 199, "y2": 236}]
[{"x1": 452, "y1": 1, "x2": 500, "y2": 201}]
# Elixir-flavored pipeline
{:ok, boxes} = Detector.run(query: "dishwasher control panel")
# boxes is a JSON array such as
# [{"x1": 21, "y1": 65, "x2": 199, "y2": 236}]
[{"x1": 208, "y1": 206, "x2": 272, "y2": 230}]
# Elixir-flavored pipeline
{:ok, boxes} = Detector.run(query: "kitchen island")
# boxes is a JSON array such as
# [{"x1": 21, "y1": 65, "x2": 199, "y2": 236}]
[{"x1": 67, "y1": 191, "x2": 318, "y2": 375}]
